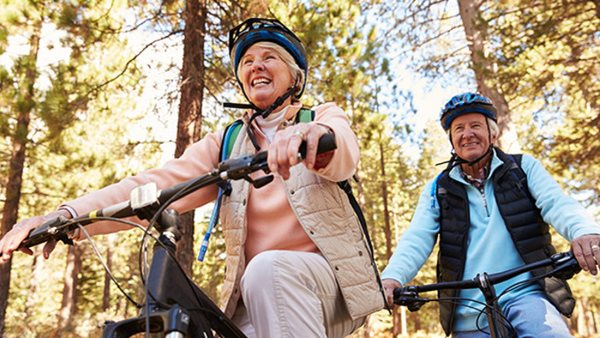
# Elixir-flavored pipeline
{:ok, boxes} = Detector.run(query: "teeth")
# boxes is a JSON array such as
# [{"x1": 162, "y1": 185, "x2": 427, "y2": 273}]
[{"x1": 252, "y1": 78, "x2": 270, "y2": 86}]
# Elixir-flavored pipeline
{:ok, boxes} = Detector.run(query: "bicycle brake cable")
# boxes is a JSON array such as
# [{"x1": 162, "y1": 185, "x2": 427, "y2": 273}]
[
  {"x1": 437, "y1": 296, "x2": 516, "y2": 337},
  {"x1": 73, "y1": 216, "x2": 153, "y2": 309},
  {"x1": 135, "y1": 177, "x2": 225, "y2": 335}
]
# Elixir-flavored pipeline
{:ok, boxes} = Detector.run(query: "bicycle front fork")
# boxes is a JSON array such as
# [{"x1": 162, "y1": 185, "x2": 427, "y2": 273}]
[{"x1": 476, "y1": 273, "x2": 515, "y2": 338}]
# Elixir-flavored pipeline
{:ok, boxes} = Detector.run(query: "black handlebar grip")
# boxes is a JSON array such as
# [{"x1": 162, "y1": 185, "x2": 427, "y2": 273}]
[
  {"x1": 250, "y1": 132, "x2": 337, "y2": 167},
  {"x1": 298, "y1": 131, "x2": 337, "y2": 159},
  {"x1": 20, "y1": 215, "x2": 70, "y2": 249}
]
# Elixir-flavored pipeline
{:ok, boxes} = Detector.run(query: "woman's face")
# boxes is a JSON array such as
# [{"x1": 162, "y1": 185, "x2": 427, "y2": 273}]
[{"x1": 239, "y1": 44, "x2": 294, "y2": 110}]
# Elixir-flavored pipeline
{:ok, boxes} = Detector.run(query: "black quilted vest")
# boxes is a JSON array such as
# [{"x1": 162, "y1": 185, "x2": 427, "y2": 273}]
[{"x1": 435, "y1": 148, "x2": 575, "y2": 336}]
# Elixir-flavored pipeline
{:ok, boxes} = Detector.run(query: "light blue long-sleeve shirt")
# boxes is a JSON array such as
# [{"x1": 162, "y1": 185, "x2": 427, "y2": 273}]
[{"x1": 382, "y1": 150, "x2": 599, "y2": 332}]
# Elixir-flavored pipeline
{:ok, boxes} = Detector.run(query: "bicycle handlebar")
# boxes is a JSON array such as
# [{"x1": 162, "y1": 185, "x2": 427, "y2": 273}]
[
  {"x1": 14, "y1": 132, "x2": 337, "y2": 251},
  {"x1": 394, "y1": 251, "x2": 581, "y2": 311}
]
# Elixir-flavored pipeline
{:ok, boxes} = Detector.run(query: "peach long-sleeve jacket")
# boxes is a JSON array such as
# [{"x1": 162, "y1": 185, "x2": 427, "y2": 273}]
[{"x1": 63, "y1": 102, "x2": 384, "y2": 319}]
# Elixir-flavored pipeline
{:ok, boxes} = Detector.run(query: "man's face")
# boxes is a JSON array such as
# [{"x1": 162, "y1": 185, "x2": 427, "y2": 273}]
[{"x1": 450, "y1": 113, "x2": 496, "y2": 162}]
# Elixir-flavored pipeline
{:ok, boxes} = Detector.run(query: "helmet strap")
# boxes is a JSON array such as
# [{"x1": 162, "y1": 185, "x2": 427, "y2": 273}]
[
  {"x1": 258, "y1": 86, "x2": 296, "y2": 119},
  {"x1": 224, "y1": 86, "x2": 297, "y2": 151}
]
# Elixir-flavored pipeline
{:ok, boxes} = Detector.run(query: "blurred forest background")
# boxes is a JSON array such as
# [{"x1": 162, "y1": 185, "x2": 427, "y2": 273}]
[{"x1": 0, "y1": 0, "x2": 598, "y2": 337}]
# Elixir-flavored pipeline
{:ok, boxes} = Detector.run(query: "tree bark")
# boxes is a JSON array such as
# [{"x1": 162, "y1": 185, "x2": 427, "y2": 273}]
[
  {"x1": 457, "y1": 0, "x2": 520, "y2": 152},
  {"x1": 102, "y1": 241, "x2": 113, "y2": 311},
  {"x1": 25, "y1": 252, "x2": 44, "y2": 320},
  {"x1": 174, "y1": 0, "x2": 207, "y2": 275},
  {"x1": 57, "y1": 245, "x2": 82, "y2": 332},
  {"x1": 0, "y1": 21, "x2": 41, "y2": 335},
  {"x1": 380, "y1": 141, "x2": 403, "y2": 336},
  {"x1": 379, "y1": 141, "x2": 392, "y2": 261}
]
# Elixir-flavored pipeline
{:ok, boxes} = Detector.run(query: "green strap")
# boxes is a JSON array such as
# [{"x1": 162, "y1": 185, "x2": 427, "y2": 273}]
[
  {"x1": 224, "y1": 121, "x2": 243, "y2": 160},
  {"x1": 225, "y1": 108, "x2": 314, "y2": 159},
  {"x1": 296, "y1": 107, "x2": 314, "y2": 123}
]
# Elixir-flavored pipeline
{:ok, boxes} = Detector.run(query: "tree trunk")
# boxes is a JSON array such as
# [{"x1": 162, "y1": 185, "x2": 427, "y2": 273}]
[
  {"x1": 392, "y1": 305, "x2": 400, "y2": 337},
  {"x1": 0, "y1": 21, "x2": 41, "y2": 335},
  {"x1": 102, "y1": 240, "x2": 113, "y2": 311},
  {"x1": 360, "y1": 314, "x2": 371, "y2": 337},
  {"x1": 379, "y1": 142, "x2": 392, "y2": 261},
  {"x1": 174, "y1": 0, "x2": 207, "y2": 274},
  {"x1": 57, "y1": 244, "x2": 82, "y2": 332},
  {"x1": 380, "y1": 141, "x2": 403, "y2": 336},
  {"x1": 457, "y1": 0, "x2": 520, "y2": 152},
  {"x1": 409, "y1": 311, "x2": 422, "y2": 332},
  {"x1": 25, "y1": 251, "x2": 44, "y2": 319},
  {"x1": 400, "y1": 305, "x2": 407, "y2": 336}
]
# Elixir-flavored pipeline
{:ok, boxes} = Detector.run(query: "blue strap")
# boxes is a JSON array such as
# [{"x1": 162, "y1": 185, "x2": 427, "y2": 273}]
[
  {"x1": 197, "y1": 121, "x2": 242, "y2": 261},
  {"x1": 197, "y1": 109, "x2": 311, "y2": 261},
  {"x1": 431, "y1": 172, "x2": 444, "y2": 208}
]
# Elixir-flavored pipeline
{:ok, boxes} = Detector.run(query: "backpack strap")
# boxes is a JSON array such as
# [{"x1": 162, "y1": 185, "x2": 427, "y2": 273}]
[
  {"x1": 296, "y1": 108, "x2": 373, "y2": 254},
  {"x1": 296, "y1": 107, "x2": 315, "y2": 123},
  {"x1": 223, "y1": 119, "x2": 244, "y2": 161},
  {"x1": 338, "y1": 178, "x2": 389, "y2": 310},
  {"x1": 197, "y1": 120, "x2": 243, "y2": 261},
  {"x1": 337, "y1": 180, "x2": 371, "y2": 251},
  {"x1": 505, "y1": 153, "x2": 534, "y2": 201}
]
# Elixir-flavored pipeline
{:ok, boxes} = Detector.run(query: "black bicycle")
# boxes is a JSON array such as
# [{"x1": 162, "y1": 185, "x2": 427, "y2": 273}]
[
  {"x1": 11, "y1": 133, "x2": 337, "y2": 337},
  {"x1": 393, "y1": 251, "x2": 581, "y2": 338}
]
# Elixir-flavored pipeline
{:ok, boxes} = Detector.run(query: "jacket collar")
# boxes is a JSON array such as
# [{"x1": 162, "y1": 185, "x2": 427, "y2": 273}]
[{"x1": 449, "y1": 148, "x2": 504, "y2": 185}]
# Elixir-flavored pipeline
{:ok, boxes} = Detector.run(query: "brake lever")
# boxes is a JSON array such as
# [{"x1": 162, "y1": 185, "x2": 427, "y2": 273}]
[
  {"x1": 551, "y1": 251, "x2": 581, "y2": 280},
  {"x1": 393, "y1": 287, "x2": 427, "y2": 312},
  {"x1": 20, "y1": 215, "x2": 73, "y2": 249},
  {"x1": 217, "y1": 133, "x2": 337, "y2": 184}
]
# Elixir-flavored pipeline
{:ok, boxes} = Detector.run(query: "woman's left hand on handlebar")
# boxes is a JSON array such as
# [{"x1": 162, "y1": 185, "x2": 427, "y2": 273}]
[
  {"x1": 267, "y1": 122, "x2": 333, "y2": 180},
  {"x1": 0, "y1": 210, "x2": 71, "y2": 263},
  {"x1": 572, "y1": 234, "x2": 600, "y2": 275}
]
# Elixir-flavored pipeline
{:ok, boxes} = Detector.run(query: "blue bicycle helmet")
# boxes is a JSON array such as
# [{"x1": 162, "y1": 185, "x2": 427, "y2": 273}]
[
  {"x1": 440, "y1": 92, "x2": 497, "y2": 130},
  {"x1": 228, "y1": 18, "x2": 308, "y2": 99}
]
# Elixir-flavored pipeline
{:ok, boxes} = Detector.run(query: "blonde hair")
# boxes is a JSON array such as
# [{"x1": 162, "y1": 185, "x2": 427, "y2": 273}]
[{"x1": 237, "y1": 41, "x2": 305, "y2": 99}]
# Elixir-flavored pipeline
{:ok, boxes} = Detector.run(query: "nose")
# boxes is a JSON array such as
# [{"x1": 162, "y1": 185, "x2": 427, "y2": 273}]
[
  {"x1": 462, "y1": 126, "x2": 476, "y2": 137},
  {"x1": 250, "y1": 60, "x2": 264, "y2": 72}
]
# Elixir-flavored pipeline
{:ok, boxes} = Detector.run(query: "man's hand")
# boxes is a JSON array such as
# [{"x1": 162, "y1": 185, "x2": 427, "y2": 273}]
[
  {"x1": 382, "y1": 278, "x2": 403, "y2": 307},
  {"x1": 572, "y1": 234, "x2": 600, "y2": 275}
]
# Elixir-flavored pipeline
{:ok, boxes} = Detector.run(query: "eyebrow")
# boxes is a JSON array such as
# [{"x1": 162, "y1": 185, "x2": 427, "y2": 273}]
[{"x1": 453, "y1": 120, "x2": 483, "y2": 129}]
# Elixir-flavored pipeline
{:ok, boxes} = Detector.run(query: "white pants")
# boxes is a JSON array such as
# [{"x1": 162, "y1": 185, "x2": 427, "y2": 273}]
[{"x1": 231, "y1": 250, "x2": 365, "y2": 338}]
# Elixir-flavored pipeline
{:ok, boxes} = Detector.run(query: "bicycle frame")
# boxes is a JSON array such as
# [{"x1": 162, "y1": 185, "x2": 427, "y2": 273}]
[
  {"x1": 394, "y1": 251, "x2": 580, "y2": 338},
  {"x1": 102, "y1": 212, "x2": 245, "y2": 337}
]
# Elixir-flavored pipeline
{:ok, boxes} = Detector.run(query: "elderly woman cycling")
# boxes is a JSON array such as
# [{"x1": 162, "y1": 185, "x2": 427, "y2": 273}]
[{"x1": 0, "y1": 17, "x2": 385, "y2": 338}]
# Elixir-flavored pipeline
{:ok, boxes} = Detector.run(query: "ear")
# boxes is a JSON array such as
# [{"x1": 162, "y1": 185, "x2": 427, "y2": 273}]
[
  {"x1": 448, "y1": 131, "x2": 456, "y2": 150},
  {"x1": 490, "y1": 129, "x2": 498, "y2": 145}
]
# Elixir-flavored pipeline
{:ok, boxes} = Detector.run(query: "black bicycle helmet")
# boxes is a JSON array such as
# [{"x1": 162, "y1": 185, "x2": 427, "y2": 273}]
[
  {"x1": 228, "y1": 18, "x2": 308, "y2": 99},
  {"x1": 440, "y1": 92, "x2": 497, "y2": 131}
]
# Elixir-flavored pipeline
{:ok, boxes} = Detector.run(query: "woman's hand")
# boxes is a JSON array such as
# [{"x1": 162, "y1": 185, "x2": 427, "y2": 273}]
[
  {"x1": 267, "y1": 122, "x2": 334, "y2": 180},
  {"x1": 0, "y1": 209, "x2": 71, "y2": 263}
]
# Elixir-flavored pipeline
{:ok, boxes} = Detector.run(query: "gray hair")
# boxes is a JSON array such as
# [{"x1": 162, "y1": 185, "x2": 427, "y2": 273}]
[
  {"x1": 237, "y1": 41, "x2": 305, "y2": 100},
  {"x1": 487, "y1": 117, "x2": 499, "y2": 140}
]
